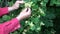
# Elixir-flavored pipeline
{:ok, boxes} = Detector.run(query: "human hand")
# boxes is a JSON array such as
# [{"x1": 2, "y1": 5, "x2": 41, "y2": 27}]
[
  {"x1": 12, "y1": 0, "x2": 24, "y2": 9},
  {"x1": 16, "y1": 8, "x2": 31, "y2": 21},
  {"x1": 8, "y1": 0, "x2": 24, "y2": 11}
]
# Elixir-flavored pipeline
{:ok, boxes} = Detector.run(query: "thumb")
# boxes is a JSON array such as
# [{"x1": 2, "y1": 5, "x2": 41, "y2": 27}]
[
  {"x1": 22, "y1": 8, "x2": 27, "y2": 12},
  {"x1": 28, "y1": 8, "x2": 31, "y2": 12}
]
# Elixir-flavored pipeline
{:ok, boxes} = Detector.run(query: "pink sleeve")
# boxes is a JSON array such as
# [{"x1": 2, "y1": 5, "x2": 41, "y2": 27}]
[
  {"x1": 0, "y1": 7, "x2": 9, "y2": 16},
  {"x1": 2, "y1": 18, "x2": 21, "y2": 33}
]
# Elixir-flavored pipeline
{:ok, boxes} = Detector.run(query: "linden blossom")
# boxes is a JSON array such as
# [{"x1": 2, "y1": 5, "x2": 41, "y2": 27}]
[{"x1": 25, "y1": 2, "x2": 33, "y2": 8}]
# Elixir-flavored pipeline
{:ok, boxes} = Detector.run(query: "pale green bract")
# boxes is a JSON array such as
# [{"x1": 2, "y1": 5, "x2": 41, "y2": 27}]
[{"x1": 25, "y1": 2, "x2": 33, "y2": 7}]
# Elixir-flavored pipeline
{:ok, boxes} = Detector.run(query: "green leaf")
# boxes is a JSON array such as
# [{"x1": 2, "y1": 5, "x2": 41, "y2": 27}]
[
  {"x1": 25, "y1": 2, "x2": 33, "y2": 7},
  {"x1": 44, "y1": 20, "x2": 53, "y2": 27},
  {"x1": 44, "y1": 0, "x2": 49, "y2": 3},
  {"x1": 30, "y1": 23, "x2": 36, "y2": 31},
  {"x1": 0, "y1": 18, "x2": 3, "y2": 23},
  {"x1": 56, "y1": 0, "x2": 60, "y2": 6},
  {"x1": 2, "y1": 15, "x2": 11, "y2": 21},
  {"x1": 24, "y1": 0, "x2": 30, "y2": 2},
  {"x1": 31, "y1": 17, "x2": 39, "y2": 24},
  {"x1": 39, "y1": 8, "x2": 46, "y2": 16},
  {"x1": 40, "y1": 1, "x2": 47, "y2": 7},
  {"x1": 46, "y1": 13, "x2": 55, "y2": 19}
]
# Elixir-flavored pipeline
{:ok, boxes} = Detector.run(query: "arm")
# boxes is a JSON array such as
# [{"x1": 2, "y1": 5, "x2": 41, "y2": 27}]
[
  {"x1": 1, "y1": 8, "x2": 31, "y2": 33},
  {"x1": 0, "y1": 7, "x2": 8, "y2": 16},
  {"x1": 2, "y1": 18, "x2": 21, "y2": 33},
  {"x1": 0, "y1": 1, "x2": 24, "y2": 16}
]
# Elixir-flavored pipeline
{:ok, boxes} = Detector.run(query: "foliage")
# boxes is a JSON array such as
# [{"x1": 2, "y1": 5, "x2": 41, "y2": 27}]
[{"x1": 0, "y1": 0, "x2": 60, "y2": 34}]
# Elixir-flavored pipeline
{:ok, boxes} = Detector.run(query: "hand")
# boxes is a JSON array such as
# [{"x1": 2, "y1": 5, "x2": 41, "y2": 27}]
[
  {"x1": 16, "y1": 8, "x2": 31, "y2": 21},
  {"x1": 8, "y1": 0, "x2": 24, "y2": 11},
  {"x1": 12, "y1": 0, "x2": 24, "y2": 9}
]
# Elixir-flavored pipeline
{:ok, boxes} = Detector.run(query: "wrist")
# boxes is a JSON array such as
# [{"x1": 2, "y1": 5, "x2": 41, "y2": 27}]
[
  {"x1": 8, "y1": 7, "x2": 15, "y2": 11},
  {"x1": 16, "y1": 15, "x2": 22, "y2": 21},
  {"x1": 11, "y1": 6, "x2": 16, "y2": 10}
]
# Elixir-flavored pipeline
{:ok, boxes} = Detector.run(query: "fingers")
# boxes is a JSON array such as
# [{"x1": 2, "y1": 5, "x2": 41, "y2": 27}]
[
  {"x1": 16, "y1": 0, "x2": 25, "y2": 4},
  {"x1": 19, "y1": 1, "x2": 25, "y2": 4},
  {"x1": 27, "y1": 8, "x2": 31, "y2": 12},
  {"x1": 25, "y1": 8, "x2": 31, "y2": 12},
  {"x1": 21, "y1": 8, "x2": 27, "y2": 12},
  {"x1": 22, "y1": 8, "x2": 31, "y2": 13},
  {"x1": 26, "y1": 8, "x2": 31, "y2": 17}
]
